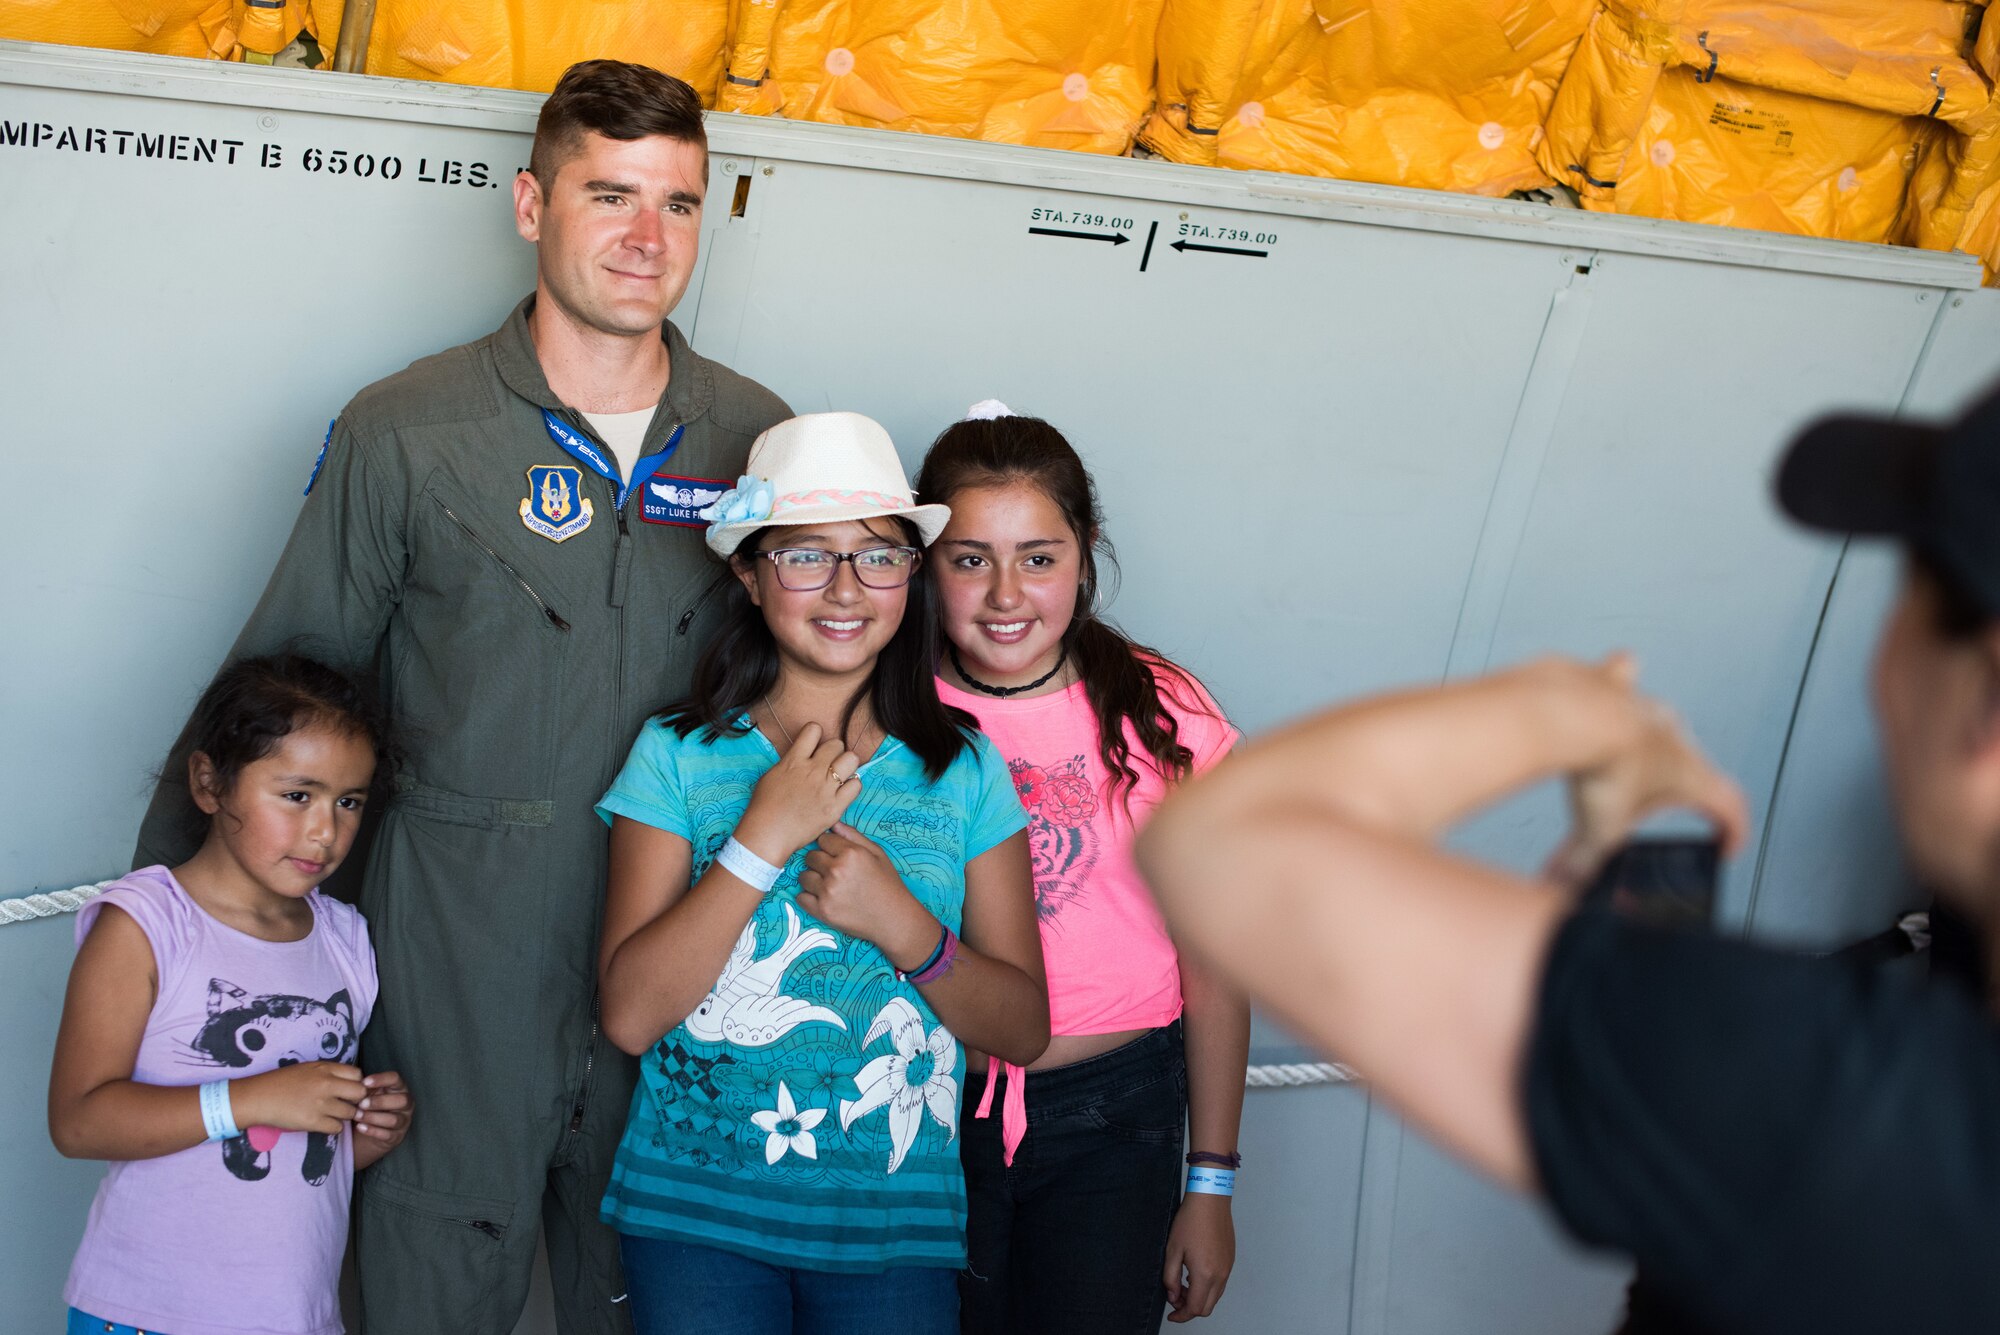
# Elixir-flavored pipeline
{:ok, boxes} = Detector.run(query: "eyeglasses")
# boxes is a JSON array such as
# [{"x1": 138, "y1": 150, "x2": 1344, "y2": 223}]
[{"x1": 755, "y1": 545, "x2": 922, "y2": 591}]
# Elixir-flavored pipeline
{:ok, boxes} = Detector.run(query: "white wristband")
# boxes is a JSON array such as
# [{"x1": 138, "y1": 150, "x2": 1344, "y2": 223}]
[
  {"x1": 716, "y1": 836, "x2": 783, "y2": 894},
  {"x1": 1185, "y1": 1166, "x2": 1235, "y2": 1197},
  {"x1": 199, "y1": 1079, "x2": 241, "y2": 1142}
]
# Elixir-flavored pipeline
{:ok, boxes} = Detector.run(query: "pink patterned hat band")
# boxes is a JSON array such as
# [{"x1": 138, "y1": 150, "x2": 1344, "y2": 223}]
[{"x1": 772, "y1": 487, "x2": 911, "y2": 515}]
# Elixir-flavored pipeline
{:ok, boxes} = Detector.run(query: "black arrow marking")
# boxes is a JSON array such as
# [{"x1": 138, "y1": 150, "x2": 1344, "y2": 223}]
[
  {"x1": 1171, "y1": 239, "x2": 1268, "y2": 258},
  {"x1": 1030, "y1": 226, "x2": 1129, "y2": 246}
]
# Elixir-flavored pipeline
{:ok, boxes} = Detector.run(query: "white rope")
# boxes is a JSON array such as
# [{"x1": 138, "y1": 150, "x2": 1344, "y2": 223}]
[
  {"x1": 5, "y1": 882, "x2": 1352, "y2": 1092},
  {"x1": 1245, "y1": 1061, "x2": 1357, "y2": 1088},
  {"x1": 0, "y1": 880, "x2": 113, "y2": 926}
]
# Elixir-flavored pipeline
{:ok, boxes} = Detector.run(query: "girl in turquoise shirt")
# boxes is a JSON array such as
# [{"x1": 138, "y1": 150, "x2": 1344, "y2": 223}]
[{"x1": 595, "y1": 412, "x2": 1050, "y2": 1335}]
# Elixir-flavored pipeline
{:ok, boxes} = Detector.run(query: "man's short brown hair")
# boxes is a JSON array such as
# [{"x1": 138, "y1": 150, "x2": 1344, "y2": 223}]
[{"x1": 529, "y1": 60, "x2": 707, "y2": 188}]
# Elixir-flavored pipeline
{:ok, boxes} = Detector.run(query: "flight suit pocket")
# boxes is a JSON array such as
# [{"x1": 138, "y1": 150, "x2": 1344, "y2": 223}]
[
  {"x1": 423, "y1": 491, "x2": 575, "y2": 634},
  {"x1": 358, "y1": 1176, "x2": 521, "y2": 1329}
]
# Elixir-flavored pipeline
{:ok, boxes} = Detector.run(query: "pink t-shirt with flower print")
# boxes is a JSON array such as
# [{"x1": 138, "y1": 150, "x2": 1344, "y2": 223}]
[{"x1": 938, "y1": 664, "x2": 1238, "y2": 1037}]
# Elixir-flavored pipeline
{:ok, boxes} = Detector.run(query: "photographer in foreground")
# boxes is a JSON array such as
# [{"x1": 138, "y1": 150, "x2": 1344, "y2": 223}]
[{"x1": 1138, "y1": 382, "x2": 2000, "y2": 1332}]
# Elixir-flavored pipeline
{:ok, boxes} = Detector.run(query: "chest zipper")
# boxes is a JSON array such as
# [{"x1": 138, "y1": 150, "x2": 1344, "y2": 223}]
[
  {"x1": 675, "y1": 574, "x2": 730, "y2": 636},
  {"x1": 433, "y1": 499, "x2": 572, "y2": 632}
]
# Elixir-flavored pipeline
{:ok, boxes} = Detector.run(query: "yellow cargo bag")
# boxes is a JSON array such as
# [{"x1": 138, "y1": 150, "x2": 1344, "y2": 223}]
[
  {"x1": 2, "y1": 0, "x2": 339, "y2": 63},
  {"x1": 1959, "y1": 182, "x2": 2000, "y2": 282},
  {"x1": 713, "y1": 0, "x2": 1164, "y2": 155},
  {"x1": 360, "y1": 0, "x2": 730, "y2": 98},
  {"x1": 1905, "y1": 1, "x2": 2000, "y2": 281},
  {"x1": 1141, "y1": 0, "x2": 1596, "y2": 197},
  {"x1": 1538, "y1": 0, "x2": 1993, "y2": 244}
]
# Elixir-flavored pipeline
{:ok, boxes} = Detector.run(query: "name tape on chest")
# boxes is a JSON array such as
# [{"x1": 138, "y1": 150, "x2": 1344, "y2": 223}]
[{"x1": 643, "y1": 473, "x2": 731, "y2": 528}]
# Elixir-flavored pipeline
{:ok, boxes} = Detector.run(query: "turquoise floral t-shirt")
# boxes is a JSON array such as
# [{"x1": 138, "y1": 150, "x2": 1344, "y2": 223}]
[{"x1": 595, "y1": 715, "x2": 1027, "y2": 1272}]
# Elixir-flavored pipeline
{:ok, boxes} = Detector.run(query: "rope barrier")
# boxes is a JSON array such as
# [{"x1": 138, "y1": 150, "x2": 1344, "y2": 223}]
[
  {"x1": 1244, "y1": 1061, "x2": 1357, "y2": 1088},
  {"x1": 8, "y1": 877, "x2": 1358, "y2": 1089},
  {"x1": 0, "y1": 880, "x2": 111, "y2": 926}
]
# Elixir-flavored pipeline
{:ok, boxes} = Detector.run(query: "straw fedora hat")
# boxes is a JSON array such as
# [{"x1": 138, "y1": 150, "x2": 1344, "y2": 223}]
[{"x1": 701, "y1": 411, "x2": 952, "y2": 557}]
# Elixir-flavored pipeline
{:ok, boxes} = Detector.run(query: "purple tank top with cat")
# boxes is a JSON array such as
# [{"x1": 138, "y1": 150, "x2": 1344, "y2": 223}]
[{"x1": 64, "y1": 865, "x2": 378, "y2": 1335}]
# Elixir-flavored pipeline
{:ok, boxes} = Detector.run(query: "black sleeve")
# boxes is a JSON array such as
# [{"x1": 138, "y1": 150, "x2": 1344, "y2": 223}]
[{"x1": 1525, "y1": 908, "x2": 2000, "y2": 1335}]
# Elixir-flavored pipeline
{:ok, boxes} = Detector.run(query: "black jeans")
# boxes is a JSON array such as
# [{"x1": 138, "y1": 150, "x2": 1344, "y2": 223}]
[{"x1": 958, "y1": 1022, "x2": 1187, "y2": 1335}]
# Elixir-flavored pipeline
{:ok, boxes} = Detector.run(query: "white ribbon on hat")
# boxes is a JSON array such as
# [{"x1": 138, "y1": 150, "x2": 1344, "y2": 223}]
[{"x1": 963, "y1": 399, "x2": 1016, "y2": 421}]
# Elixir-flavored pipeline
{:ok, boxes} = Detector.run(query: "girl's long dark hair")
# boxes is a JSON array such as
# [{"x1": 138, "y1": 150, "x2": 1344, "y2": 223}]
[
  {"x1": 915, "y1": 415, "x2": 1211, "y2": 803},
  {"x1": 657, "y1": 515, "x2": 977, "y2": 780}
]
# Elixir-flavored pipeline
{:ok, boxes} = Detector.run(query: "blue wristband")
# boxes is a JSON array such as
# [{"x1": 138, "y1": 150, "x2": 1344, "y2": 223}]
[
  {"x1": 199, "y1": 1079, "x2": 240, "y2": 1142},
  {"x1": 1184, "y1": 1166, "x2": 1235, "y2": 1197}
]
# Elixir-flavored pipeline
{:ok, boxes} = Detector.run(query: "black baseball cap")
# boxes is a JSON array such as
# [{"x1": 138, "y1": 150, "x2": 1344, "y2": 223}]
[{"x1": 1777, "y1": 377, "x2": 2000, "y2": 618}]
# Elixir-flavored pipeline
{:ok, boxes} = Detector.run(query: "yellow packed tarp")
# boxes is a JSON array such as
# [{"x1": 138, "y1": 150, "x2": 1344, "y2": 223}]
[
  {"x1": 362, "y1": 0, "x2": 731, "y2": 99},
  {"x1": 1905, "y1": 1, "x2": 2000, "y2": 280},
  {"x1": 1, "y1": 0, "x2": 340, "y2": 62},
  {"x1": 1539, "y1": 0, "x2": 1993, "y2": 244},
  {"x1": 1143, "y1": 0, "x2": 1595, "y2": 197},
  {"x1": 714, "y1": 0, "x2": 1164, "y2": 155},
  {"x1": 1959, "y1": 179, "x2": 2000, "y2": 281}
]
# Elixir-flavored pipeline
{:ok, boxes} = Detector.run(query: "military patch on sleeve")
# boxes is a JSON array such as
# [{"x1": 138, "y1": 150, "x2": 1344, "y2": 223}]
[
  {"x1": 520, "y1": 465, "x2": 594, "y2": 542},
  {"x1": 304, "y1": 420, "x2": 334, "y2": 497},
  {"x1": 642, "y1": 474, "x2": 731, "y2": 528}
]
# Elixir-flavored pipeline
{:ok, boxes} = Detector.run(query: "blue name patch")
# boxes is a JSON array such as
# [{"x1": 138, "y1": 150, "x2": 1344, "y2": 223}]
[{"x1": 643, "y1": 473, "x2": 730, "y2": 528}]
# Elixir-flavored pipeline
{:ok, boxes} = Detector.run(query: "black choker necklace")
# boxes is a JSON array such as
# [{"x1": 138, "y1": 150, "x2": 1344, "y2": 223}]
[{"x1": 951, "y1": 645, "x2": 1067, "y2": 699}]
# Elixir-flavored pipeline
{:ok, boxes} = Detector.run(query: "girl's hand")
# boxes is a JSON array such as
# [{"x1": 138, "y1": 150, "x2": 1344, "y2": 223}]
[
  {"x1": 355, "y1": 1071, "x2": 412, "y2": 1150},
  {"x1": 734, "y1": 724, "x2": 863, "y2": 866},
  {"x1": 1163, "y1": 1192, "x2": 1236, "y2": 1322},
  {"x1": 1541, "y1": 655, "x2": 1750, "y2": 888},
  {"x1": 231, "y1": 1061, "x2": 366, "y2": 1135},
  {"x1": 797, "y1": 823, "x2": 936, "y2": 965}
]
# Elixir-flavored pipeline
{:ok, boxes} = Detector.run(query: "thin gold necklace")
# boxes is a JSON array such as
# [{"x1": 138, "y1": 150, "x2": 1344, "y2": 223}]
[
  {"x1": 763, "y1": 695, "x2": 796, "y2": 749},
  {"x1": 766, "y1": 695, "x2": 878, "y2": 758}
]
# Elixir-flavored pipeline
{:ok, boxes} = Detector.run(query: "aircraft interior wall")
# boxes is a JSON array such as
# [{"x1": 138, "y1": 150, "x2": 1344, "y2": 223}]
[{"x1": 5, "y1": 42, "x2": 2000, "y2": 1333}]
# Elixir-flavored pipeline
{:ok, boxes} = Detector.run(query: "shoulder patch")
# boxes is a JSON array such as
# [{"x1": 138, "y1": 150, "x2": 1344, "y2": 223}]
[{"x1": 304, "y1": 420, "x2": 334, "y2": 497}]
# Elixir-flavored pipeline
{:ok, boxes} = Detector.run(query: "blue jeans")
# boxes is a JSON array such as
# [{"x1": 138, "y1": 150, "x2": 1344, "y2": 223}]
[
  {"x1": 958, "y1": 1022, "x2": 1188, "y2": 1335},
  {"x1": 67, "y1": 1311, "x2": 166, "y2": 1335},
  {"x1": 618, "y1": 1234, "x2": 959, "y2": 1335}
]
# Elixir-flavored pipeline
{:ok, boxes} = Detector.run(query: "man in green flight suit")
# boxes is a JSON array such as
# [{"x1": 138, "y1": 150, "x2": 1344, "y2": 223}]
[{"x1": 135, "y1": 60, "x2": 790, "y2": 1335}]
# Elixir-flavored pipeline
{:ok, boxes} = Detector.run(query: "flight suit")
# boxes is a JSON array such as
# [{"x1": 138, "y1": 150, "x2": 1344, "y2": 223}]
[{"x1": 135, "y1": 296, "x2": 790, "y2": 1335}]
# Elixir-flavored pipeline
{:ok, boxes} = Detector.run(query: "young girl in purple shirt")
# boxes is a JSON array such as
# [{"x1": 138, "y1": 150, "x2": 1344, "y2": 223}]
[{"x1": 49, "y1": 654, "x2": 414, "y2": 1335}]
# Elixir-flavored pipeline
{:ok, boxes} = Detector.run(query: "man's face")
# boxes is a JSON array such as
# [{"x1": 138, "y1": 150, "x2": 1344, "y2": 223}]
[
  {"x1": 1873, "y1": 568, "x2": 2000, "y2": 906},
  {"x1": 514, "y1": 131, "x2": 706, "y2": 339}
]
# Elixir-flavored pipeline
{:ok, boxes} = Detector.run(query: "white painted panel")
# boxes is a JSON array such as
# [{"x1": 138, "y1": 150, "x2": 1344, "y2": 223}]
[
  {"x1": 0, "y1": 915, "x2": 112, "y2": 1332},
  {"x1": 1468, "y1": 254, "x2": 1940, "y2": 909},
  {"x1": 1745, "y1": 543, "x2": 1910, "y2": 949},
  {"x1": 1748, "y1": 288, "x2": 2000, "y2": 948},
  {"x1": 695, "y1": 155, "x2": 1576, "y2": 730}
]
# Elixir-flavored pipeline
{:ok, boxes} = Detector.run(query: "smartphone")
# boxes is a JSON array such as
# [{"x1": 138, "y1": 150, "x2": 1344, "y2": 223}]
[{"x1": 1580, "y1": 835, "x2": 1721, "y2": 930}]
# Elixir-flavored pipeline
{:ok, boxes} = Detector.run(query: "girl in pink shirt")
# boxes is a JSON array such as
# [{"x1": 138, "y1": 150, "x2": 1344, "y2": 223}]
[
  {"x1": 916, "y1": 407, "x2": 1251, "y2": 1332},
  {"x1": 49, "y1": 654, "x2": 414, "y2": 1335}
]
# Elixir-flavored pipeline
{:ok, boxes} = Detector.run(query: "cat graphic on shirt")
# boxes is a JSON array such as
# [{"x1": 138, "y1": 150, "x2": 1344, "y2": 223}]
[
  {"x1": 1009, "y1": 755, "x2": 1100, "y2": 927},
  {"x1": 188, "y1": 980, "x2": 356, "y2": 1186}
]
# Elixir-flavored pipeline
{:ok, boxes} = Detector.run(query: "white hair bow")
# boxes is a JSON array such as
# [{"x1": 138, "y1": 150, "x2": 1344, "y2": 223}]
[{"x1": 963, "y1": 399, "x2": 1016, "y2": 421}]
